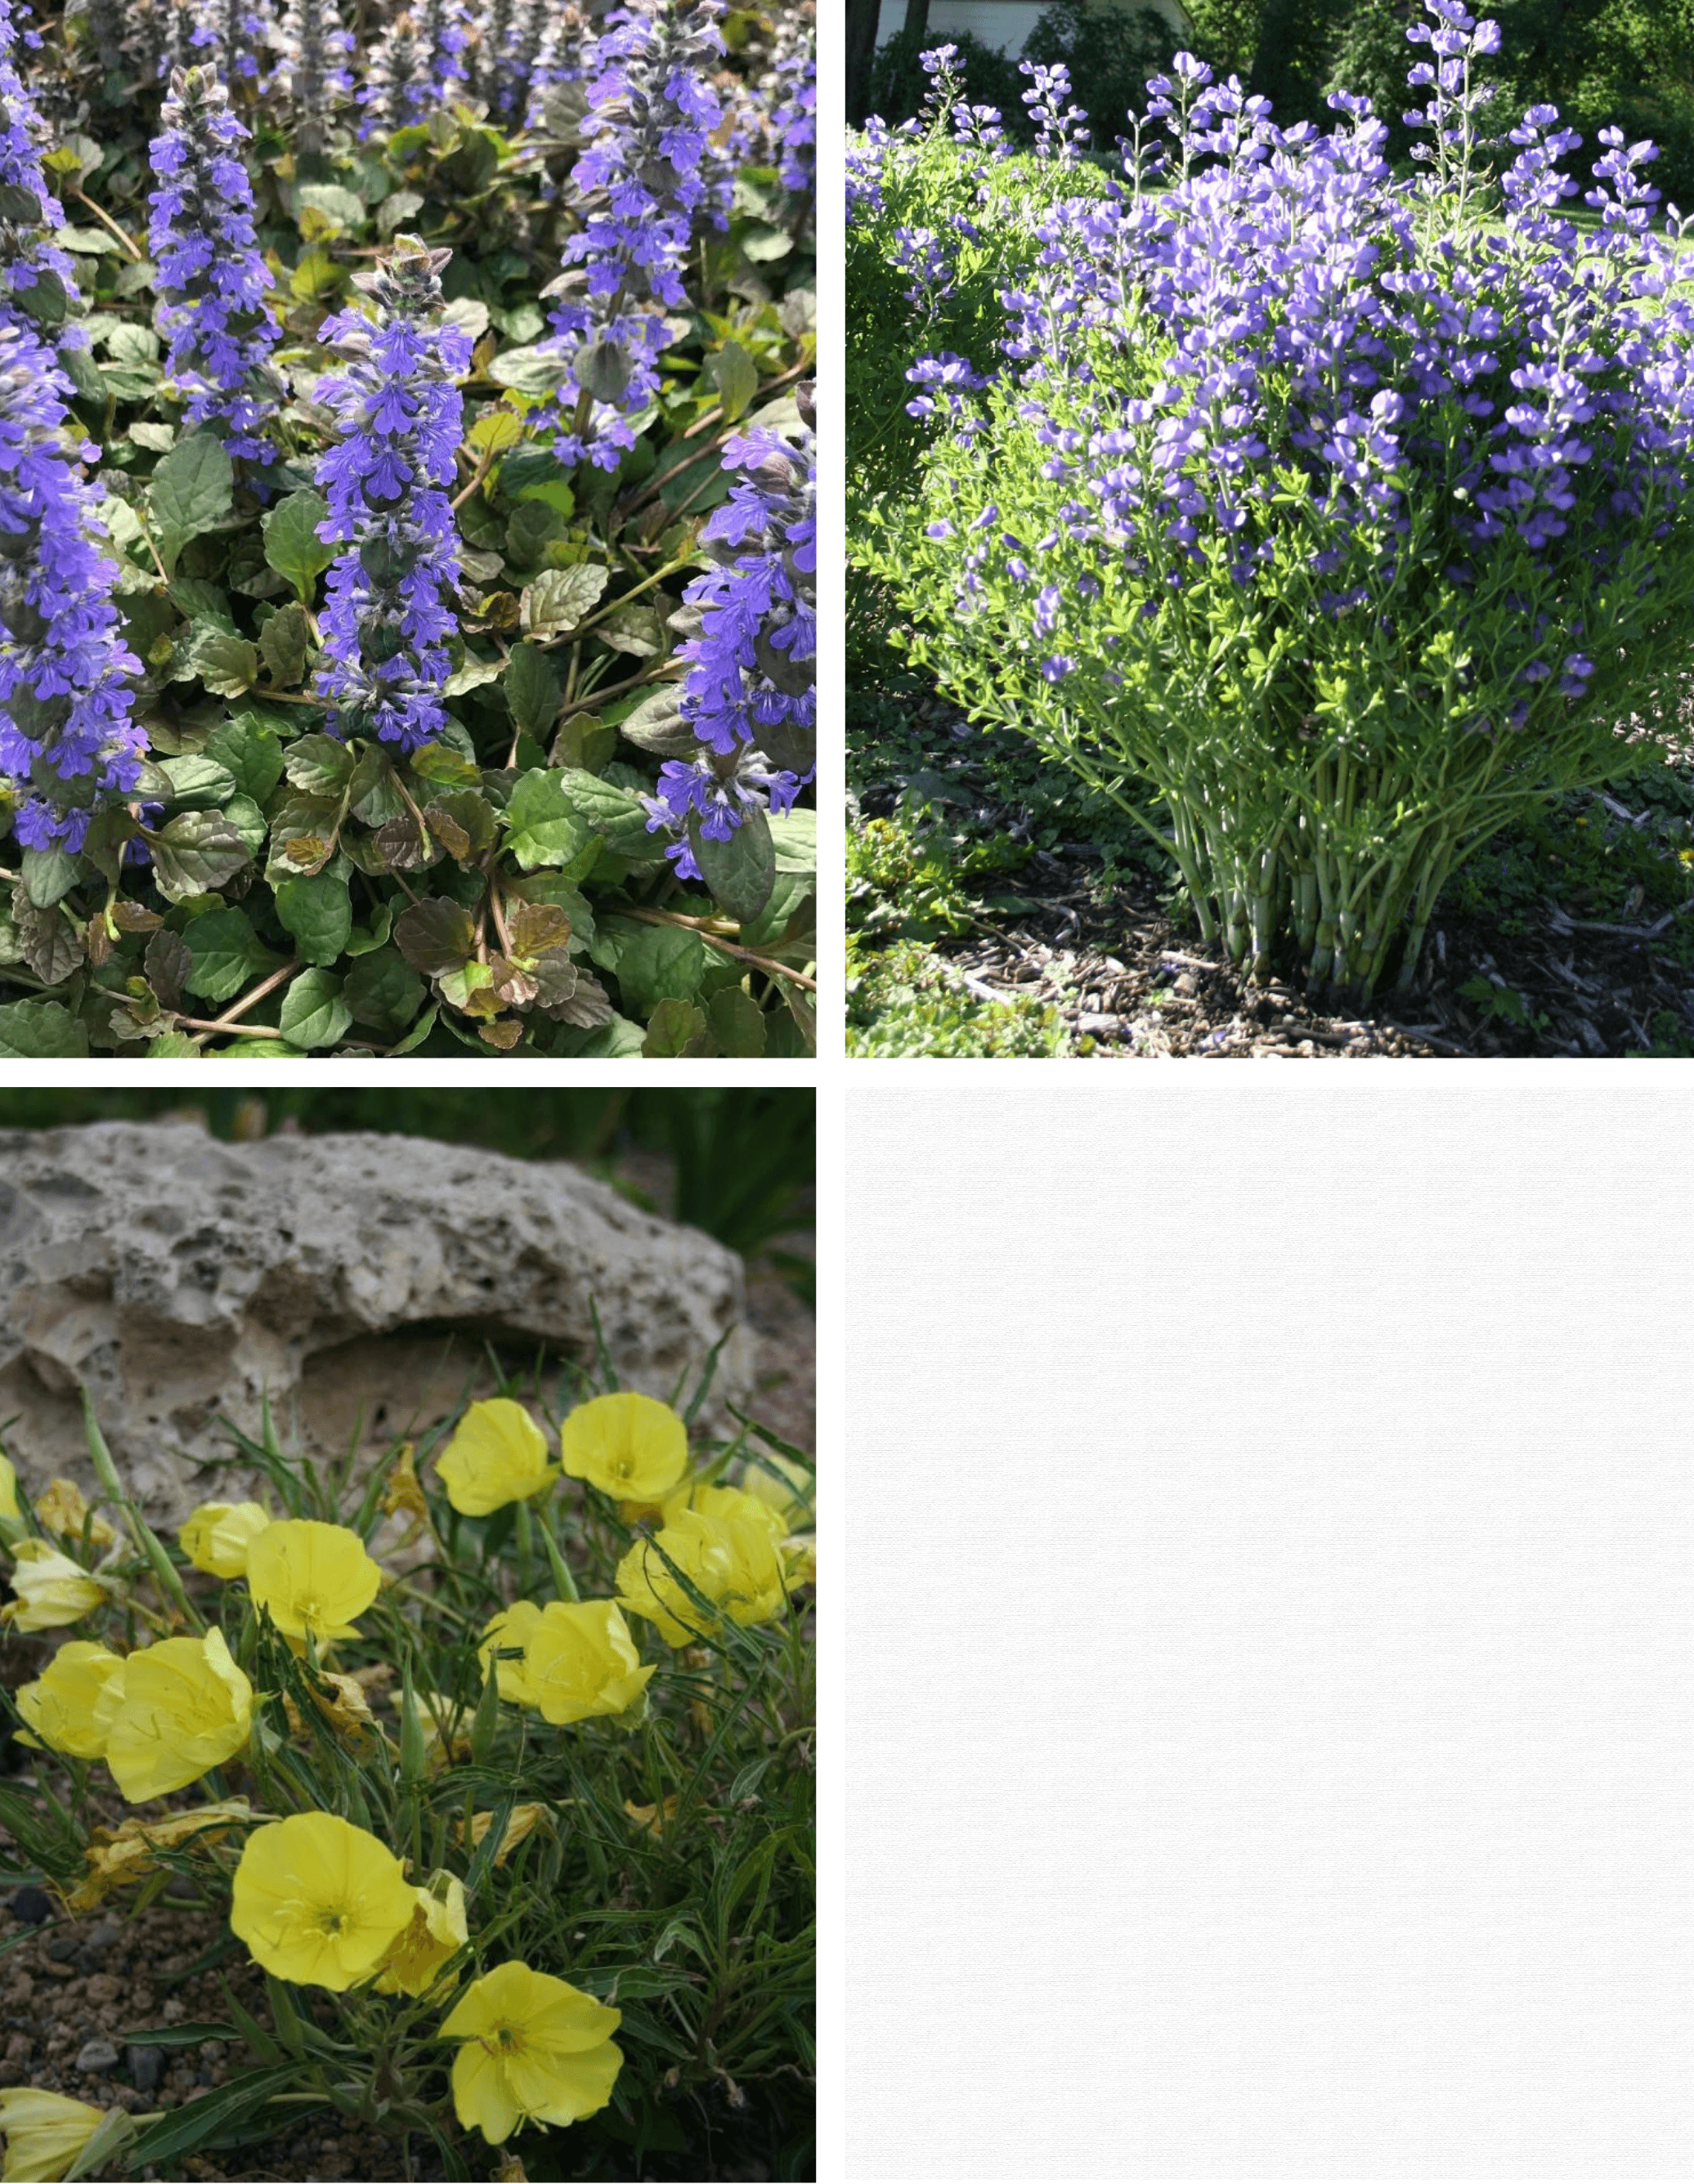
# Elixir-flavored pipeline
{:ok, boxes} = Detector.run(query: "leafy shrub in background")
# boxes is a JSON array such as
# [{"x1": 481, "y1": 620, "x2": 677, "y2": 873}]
[
  {"x1": 0, "y1": 0, "x2": 815, "y2": 1058},
  {"x1": 0, "y1": 1367, "x2": 816, "y2": 2181},
  {"x1": 862, "y1": 5, "x2": 1694, "y2": 997}
]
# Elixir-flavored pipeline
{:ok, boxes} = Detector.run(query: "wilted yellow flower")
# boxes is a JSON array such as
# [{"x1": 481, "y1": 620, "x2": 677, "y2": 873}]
[
  {"x1": 15, "y1": 1640, "x2": 124, "y2": 1758},
  {"x1": 179, "y1": 1500, "x2": 271, "y2": 1579},
  {"x1": 245, "y1": 1519, "x2": 382, "y2": 1644},
  {"x1": 435, "y1": 1400, "x2": 554, "y2": 1517},
  {"x1": 624, "y1": 1796, "x2": 680, "y2": 1838},
  {"x1": 374, "y1": 1873, "x2": 468, "y2": 1997},
  {"x1": 2, "y1": 1539, "x2": 110, "y2": 1631},
  {"x1": 97, "y1": 1627, "x2": 254, "y2": 1802},
  {"x1": 661, "y1": 1479, "x2": 787, "y2": 1542},
  {"x1": 231, "y1": 1813, "x2": 415, "y2": 1990},
  {"x1": 495, "y1": 2159, "x2": 529, "y2": 2184},
  {"x1": 0, "y1": 1451, "x2": 16, "y2": 1523},
  {"x1": 740, "y1": 1452, "x2": 815, "y2": 1528},
  {"x1": 615, "y1": 1504, "x2": 788, "y2": 1647},
  {"x1": 522, "y1": 1601, "x2": 653, "y2": 1726},
  {"x1": 782, "y1": 1535, "x2": 818, "y2": 1587},
  {"x1": 34, "y1": 1478, "x2": 116, "y2": 1551},
  {"x1": 284, "y1": 1668, "x2": 380, "y2": 1753},
  {"x1": 0, "y1": 2088, "x2": 110, "y2": 2182},
  {"x1": 381, "y1": 1443, "x2": 429, "y2": 1521},
  {"x1": 69, "y1": 1801, "x2": 254, "y2": 1913},
  {"x1": 478, "y1": 1600, "x2": 545, "y2": 1706},
  {"x1": 559, "y1": 1392, "x2": 687, "y2": 1502},
  {"x1": 456, "y1": 1802, "x2": 546, "y2": 1867},
  {"x1": 440, "y1": 1961, "x2": 622, "y2": 2145}
]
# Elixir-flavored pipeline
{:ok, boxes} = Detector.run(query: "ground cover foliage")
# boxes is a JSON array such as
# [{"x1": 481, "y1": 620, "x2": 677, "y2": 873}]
[
  {"x1": 0, "y1": 1356, "x2": 815, "y2": 2180},
  {"x1": 848, "y1": 7, "x2": 1694, "y2": 1053},
  {"x1": 0, "y1": 0, "x2": 815, "y2": 1059}
]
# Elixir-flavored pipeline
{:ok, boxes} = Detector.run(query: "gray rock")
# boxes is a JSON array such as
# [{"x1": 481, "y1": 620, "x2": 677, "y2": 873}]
[
  {"x1": 125, "y1": 2043, "x2": 164, "y2": 2097},
  {"x1": 0, "y1": 1121, "x2": 751, "y2": 1519},
  {"x1": 8, "y1": 1885, "x2": 50, "y2": 1925},
  {"x1": 75, "y1": 2039, "x2": 121, "y2": 2074}
]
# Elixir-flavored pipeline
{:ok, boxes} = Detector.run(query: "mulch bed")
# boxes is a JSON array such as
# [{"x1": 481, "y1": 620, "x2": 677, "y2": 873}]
[{"x1": 860, "y1": 709, "x2": 1694, "y2": 1058}]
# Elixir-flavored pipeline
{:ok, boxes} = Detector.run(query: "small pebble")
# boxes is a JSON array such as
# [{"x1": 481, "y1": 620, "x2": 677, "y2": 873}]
[
  {"x1": 8, "y1": 1886, "x2": 51, "y2": 1926},
  {"x1": 44, "y1": 1933, "x2": 78, "y2": 1962},
  {"x1": 125, "y1": 2044, "x2": 165, "y2": 2097},
  {"x1": 75, "y1": 2038, "x2": 121, "y2": 2074}
]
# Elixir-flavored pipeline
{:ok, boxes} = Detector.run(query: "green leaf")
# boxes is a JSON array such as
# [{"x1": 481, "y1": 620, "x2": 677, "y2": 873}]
[
  {"x1": 387, "y1": 1000, "x2": 438, "y2": 1055},
  {"x1": 211, "y1": 1039, "x2": 296, "y2": 1058},
  {"x1": 121, "y1": 2022, "x2": 245, "y2": 2050},
  {"x1": 742, "y1": 222, "x2": 794, "y2": 262},
  {"x1": 560, "y1": 766, "x2": 666, "y2": 860},
  {"x1": 275, "y1": 869, "x2": 353, "y2": 964},
  {"x1": 410, "y1": 744, "x2": 482, "y2": 789},
  {"x1": 566, "y1": 1011, "x2": 645, "y2": 1058},
  {"x1": 278, "y1": 968, "x2": 352, "y2": 1049},
  {"x1": 709, "y1": 339, "x2": 760, "y2": 422},
  {"x1": 294, "y1": 181, "x2": 366, "y2": 236},
  {"x1": 283, "y1": 734, "x2": 356, "y2": 797},
  {"x1": 262, "y1": 490, "x2": 334, "y2": 602},
  {"x1": 504, "y1": 641, "x2": 561, "y2": 736},
  {"x1": 159, "y1": 752, "x2": 238, "y2": 810},
  {"x1": 147, "y1": 1033, "x2": 201, "y2": 1057},
  {"x1": 520, "y1": 564, "x2": 609, "y2": 640},
  {"x1": 487, "y1": 342, "x2": 570, "y2": 396},
  {"x1": 642, "y1": 996, "x2": 709, "y2": 1055},
  {"x1": 691, "y1": 802, "x2": 775, "y2": 923},
  {"x1": 20, "y1": 843, "x2": 81, "y2": 908},
  {"x1": 126, "y1": 2065, "x2": 305, "y2": 2173},
  {"x1": 343, "y1": 947, "x2": 424, "y2": 1035},
  {"x1": 709, "y1": 984, "x2": 766, "y2": 1057},
  {"x1": 182, "y1": 908, "x2": 280, "y2": 1004},
  {"x1": 0, "y1": 1000, "x2": 87, "y2": 1056},
  {"x1": 768, "y1": 806, "x2": 816, "y2": 873},
  {"x1": 12, "y1": 888, "x2": 81, "y2": 985},
  {"x1": 591, "y1": 919, "x2": 705, "y2": 1014},
  {"x1": 258, "y1": 601, "x2": 311, "y2": 688},
  {"x1": 150, "y1": 433, "x2": 234, "y2": 571},
  {"x1": 737, "y1": 870, "x2": 813, "y2": 951},
  {"x1": 184, "y1": 623, "x2": 259, "y2": 698},
  {"x1": 504, "y1": 768, "x2": 594, "y2": 873},
  {"x1": 147, "y1": 812, "x2": 251, "y2": 903},
  {"x1": 206, "y1": 714, "x2": 285, "y2": 803}
]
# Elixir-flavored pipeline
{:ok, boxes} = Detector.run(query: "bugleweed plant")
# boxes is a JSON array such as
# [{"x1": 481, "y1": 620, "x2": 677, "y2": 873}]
[
  {"x1": 0, "y1": 0, "x2": 815, "y2": 1058},
  {"x1": 863, "y1": 2, "x2": 1694, "y2": 996},
  {"x1": 0, "y1": 1358, "x2": 815, "y2": 2182}
]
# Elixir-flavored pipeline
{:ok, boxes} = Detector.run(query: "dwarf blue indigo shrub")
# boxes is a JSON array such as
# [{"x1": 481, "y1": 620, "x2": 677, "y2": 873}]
[
  {"x1": 148, "y1": 65, "x2": 281, "y2": 467},
  {"x1": 863, "y1": 2, "x2": 1694, "y2": 995},
  {"x1": 643, "y1": 396, "x2": 816, "y2": 876},
  {"x1": 312, "y1": 237, "x2": 470, "y2": 753},
  {"x1": 544, "y1": 0, "x2": 724, "y2": 472}
]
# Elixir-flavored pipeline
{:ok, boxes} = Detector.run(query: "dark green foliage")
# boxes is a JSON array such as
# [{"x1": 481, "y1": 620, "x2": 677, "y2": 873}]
[{"x1": 1023, "y1": 2, "x2": 1177, "y2": 146}]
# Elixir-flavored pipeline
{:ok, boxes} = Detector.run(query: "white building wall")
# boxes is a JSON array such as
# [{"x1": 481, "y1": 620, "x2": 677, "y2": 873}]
[{"x1": 874, "y1": 0, "x2": 1189, "y2": 56}]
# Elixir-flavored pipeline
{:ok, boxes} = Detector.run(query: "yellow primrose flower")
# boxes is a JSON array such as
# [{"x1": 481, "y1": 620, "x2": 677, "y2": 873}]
[
  {"x1": 478, "y1": 1600, "x2": 544, "y2": 1705},
  {"x1": 231, "y1": 1812, "x2": 415, "y2": 1990},
  {"x1": 558, "y1": 1392, "x2": 687, "y2": 1503},
  {"x1": 0, "y1": 1451, "x2": 16, "y2": 1523},
  {"x1": 2, "y1": 1539, "x2": 109, "y2": 1631},
  {"x1": 624, "y1": 1796, "x2": 680, "y2": 1837},
  {"x1": 69, "y1": 1800, "x2": 254, "y2": 1913},
  {"x1": 374, "y1": 1873, "x2": 468, "y2": 1997},
  {"x1": 96, "y1": 1627, "x2": 254, "y2": 1803},
  {"x1": 522, "y1": 1601, "x2": 653, "y2": 1726},
  {"x1": 740, "y1": 1452, "x2": 815, "y2": 1528},
  {"x1": 244, "y1": 1519, "x2": 382, "y2": 1644},
  {"x1": 33, "y1": 1478, "x2": 116, "y2": 1550},
  {"x1": 782, "y1": 1535, "x2": 818, "y2": 1588},
  {"x1": 435, "y1": 1400, "x2": 554, "y2": 1517},
  {"x1": 15, "y1": 1640, "x2": 124, "y2": 1759},
  {"x1": 661, "y1": 1479, "x2": 787, "y2": 1542},
  {"x1": 440, "y1": 1961, "x2": 622, "y2": 2145},
  {"x1": 615, "y1": 1504, "x2": 788, "y2": 1647},
  {"x1": 179, "y1": 1500, "x2": 271, "y2": 1579},
  {"x1": 0, "y1": 2088, "x2": 110, "y2": 2182}
]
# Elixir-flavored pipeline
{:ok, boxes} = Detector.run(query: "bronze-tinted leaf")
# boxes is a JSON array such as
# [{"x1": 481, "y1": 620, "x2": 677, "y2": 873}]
[
  {"x1": 509, "y1": 901, "x2": 571, "y2": 960},
  {"x1": 144, "y1": 926, "x2": 192, "y2": 1013},
  {"x1": 394, "y1": 897, "x2": 477, "y2": 975}
]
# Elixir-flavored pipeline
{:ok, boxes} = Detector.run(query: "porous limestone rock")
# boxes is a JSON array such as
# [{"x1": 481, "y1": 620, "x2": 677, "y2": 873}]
[{"x1": 0, "y1": 1121, "x2": 751, "y2": 1519}]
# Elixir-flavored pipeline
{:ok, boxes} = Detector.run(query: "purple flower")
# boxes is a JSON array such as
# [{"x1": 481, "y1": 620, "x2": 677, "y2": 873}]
[
  {"x1": 148, "y1": 67, "x2": 281, "y2": 469},
  {"x1": 272, "y1": 0, "x2": 356, "y2": 156},
  {"x1": 311, "y1": 238, "x2": 469, "y2": 753}
]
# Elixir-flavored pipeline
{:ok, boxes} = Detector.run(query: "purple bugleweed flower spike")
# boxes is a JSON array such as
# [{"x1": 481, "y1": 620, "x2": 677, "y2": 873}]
[
  {"x1": 0, "y1": 0, "x2": 143, "y2": 852},
  {"x1": 471, "y1": 0, "x2": 549, "y2": 128},
  {"x1": 772, "y1": 14, "x2": 816, "y2": 195},
  {"x1": 524, "y1": 2, "x2": 593, "y2": 130},
  {"x1": 643, "y1": 393, "x2": 816, "y2": 877},
  {"x1": 420, "y1": 0, "x2": 473, "y2": 103},
  {"x1": 275, "y1": 0, "x2": 356, "y2": 156},
  {"x1": 148, "y1": 65, "x2": 282, "y2": 467},
  {"x1": 360, "y1": 11, "x2": 434, "y2": 133},
  {"x1": 312, "y1": 237, "x2": 471, "y2": 753},
  {"x1": 544, "y1": 0, "x2": 724, "y2": 472}
]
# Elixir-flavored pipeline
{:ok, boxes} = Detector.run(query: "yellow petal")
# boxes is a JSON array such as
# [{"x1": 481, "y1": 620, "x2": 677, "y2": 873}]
[
  {"x1": 435, "y1": 1400, "x2": 553, "y2": 1517},
  {"x1": 231, "y1": 1814, "x2": 415, "y2": 1991},
  {"x1": 558, "y1": 1392, "x2": 687, "y2": 1502},
  {"x1": 0, "y1": 2088, "x2": 108, "y2": 2182},
  {"x1": 450, "y1": 2043, "x2": 522, "y2": 2146},
  {"x1": 244, "y1": 1519, "x2": 382, "y2": 1643},
  {"x1": 15, "y1": 1642, "x2": 124, "y2": 1760},
  {"x1": 179, "y1": 1501, "x2": 271, "y2": 1579}
]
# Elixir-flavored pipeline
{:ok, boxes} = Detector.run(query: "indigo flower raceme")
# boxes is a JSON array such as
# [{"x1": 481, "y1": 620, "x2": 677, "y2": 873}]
[
  {"x1": 148, "y1": 65, "x2": 281, "y2": 466},
  {"x1": 643, "y1": 396, "x2": 815, "y2": 877},
  {"x1": 544, "y1": 0, "x2": 724, "y2": 472},
  {"x1": 312, "y1": 237, "x2": 471, "y2": 753},
  {"x1": 867, "y1": 5, "x2": 1694, "y2": 995},
  {"x1": 276, "y1": 0, "x2": 356, "y2": 154},
  {"x1": 360, "y1": 12, "x2": 433, "y2": 134},
  {"x1": 0, "y1": 0, "x2": 78, "y2": 335},
  {"x1": 0, "y1": 320, "x2": 146, "y2": 853}
]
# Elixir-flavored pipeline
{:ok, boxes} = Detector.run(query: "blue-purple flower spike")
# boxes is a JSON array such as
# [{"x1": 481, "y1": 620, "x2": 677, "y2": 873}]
[
  {"x1": 643, "y1": 387, "x2": 816, "y2": 879},
  {"x1": 149, "y1": 65, "x2": 282, "y2": 468},
  {"x1": 312, "y1": 236, "x2": 471, "y2": 754},
  {"x1": 0, "y1": 0, "x2": 143, "y2": 855},
  {"x1": 545, "y1": 0, "x2": 724, "y2": 472}
]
